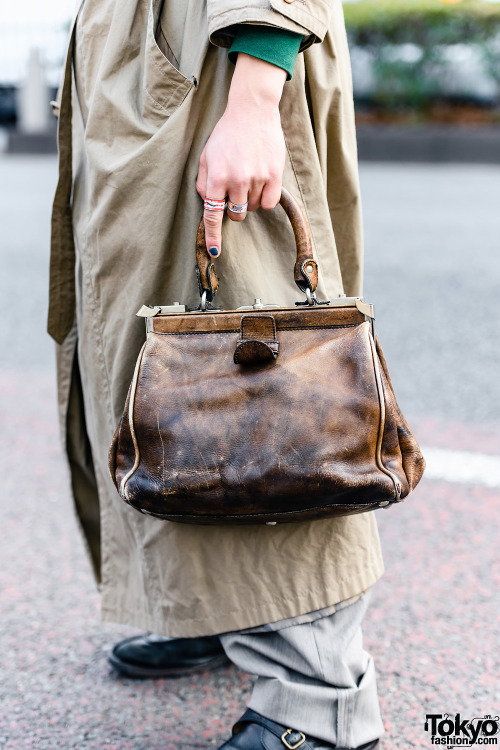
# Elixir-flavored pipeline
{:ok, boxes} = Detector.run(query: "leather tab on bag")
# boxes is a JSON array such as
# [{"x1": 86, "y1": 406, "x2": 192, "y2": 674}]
[
  {"x1": 278, "y1": 188, "x2": 317, "y2": 293},
  {"x1": 234, "y1": 315, "x2": 279, "y2": 365},
  {"x1": 300, "y1": 258, "x2": 318, "y2": 291}
]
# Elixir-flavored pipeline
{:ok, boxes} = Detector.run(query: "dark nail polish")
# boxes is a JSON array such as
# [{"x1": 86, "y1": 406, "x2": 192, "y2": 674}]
[{"x1": 208, "y1": 246, "x2": 219, "y2": 257}]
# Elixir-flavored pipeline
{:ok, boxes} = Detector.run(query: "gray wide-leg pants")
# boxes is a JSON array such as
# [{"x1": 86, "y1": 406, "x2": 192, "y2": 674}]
[{"x1": 219, "y1": 593, "x2": 384, "y2": 749}]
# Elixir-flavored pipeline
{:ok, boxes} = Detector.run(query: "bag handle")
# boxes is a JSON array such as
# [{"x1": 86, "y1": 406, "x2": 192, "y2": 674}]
[{"x1": 195, "y1": 187, "x2": 318, "y2": 304}]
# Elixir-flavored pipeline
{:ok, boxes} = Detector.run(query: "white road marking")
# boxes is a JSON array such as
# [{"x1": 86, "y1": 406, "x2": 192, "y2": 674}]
[{"x1": 421, "y1": 446, "x2": 500, "y2": 489}]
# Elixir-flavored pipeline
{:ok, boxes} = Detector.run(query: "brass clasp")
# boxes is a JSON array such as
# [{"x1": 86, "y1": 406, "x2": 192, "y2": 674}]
[{"x1": 281, "y1": 729, "x2": 306, "y2": 749}]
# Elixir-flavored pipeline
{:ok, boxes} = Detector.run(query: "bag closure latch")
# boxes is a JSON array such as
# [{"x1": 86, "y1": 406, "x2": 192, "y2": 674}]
[{"x1": 233, "y1": 314, "x2": 279, "y2": 365}]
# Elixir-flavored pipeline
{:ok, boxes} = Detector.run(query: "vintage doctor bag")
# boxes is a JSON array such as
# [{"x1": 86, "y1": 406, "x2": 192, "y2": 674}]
[{"x1": 109, "y1": 188, "x2": 425, "y2": 524}]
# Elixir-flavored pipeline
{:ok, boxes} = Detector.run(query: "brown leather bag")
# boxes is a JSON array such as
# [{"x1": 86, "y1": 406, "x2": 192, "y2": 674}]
[{"x1": 109, "y1": 188, "x2": 425, "y2": 524}]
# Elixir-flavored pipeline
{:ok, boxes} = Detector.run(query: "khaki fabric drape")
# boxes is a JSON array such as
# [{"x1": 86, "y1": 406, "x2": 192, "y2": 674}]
[{"x1": 51, "y1": 0, "x2": 383, "y2": 637}]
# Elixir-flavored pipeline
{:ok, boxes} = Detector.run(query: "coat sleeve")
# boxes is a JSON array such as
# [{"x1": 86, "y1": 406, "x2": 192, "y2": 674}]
[{"x1": 207, "y1": 0, "x2": 334, "y2": 51}]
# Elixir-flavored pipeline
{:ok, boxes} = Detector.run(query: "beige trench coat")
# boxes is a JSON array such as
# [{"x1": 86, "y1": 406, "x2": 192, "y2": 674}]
[{"x1": 50, "y1": 0, "x2": 383, "y2": 637}]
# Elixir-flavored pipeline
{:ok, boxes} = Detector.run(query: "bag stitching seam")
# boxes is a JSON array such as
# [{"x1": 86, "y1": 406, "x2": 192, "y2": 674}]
[{"x1": 150, "y1": 323, "x2": 359, "y2": 336}]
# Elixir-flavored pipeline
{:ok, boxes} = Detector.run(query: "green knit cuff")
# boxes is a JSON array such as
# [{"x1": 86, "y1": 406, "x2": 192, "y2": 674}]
[{"x1": 228, "y1": 25, "x2": 303, "y2": 81}]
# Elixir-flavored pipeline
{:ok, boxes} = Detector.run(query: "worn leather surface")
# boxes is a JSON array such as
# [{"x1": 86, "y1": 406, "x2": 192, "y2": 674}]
[
  {"x1": 196, "y1": 187, "x2": 318, "y2": 301},
  {"x1": 109, "y1": 310, "x2": 425, "y2": 524}
]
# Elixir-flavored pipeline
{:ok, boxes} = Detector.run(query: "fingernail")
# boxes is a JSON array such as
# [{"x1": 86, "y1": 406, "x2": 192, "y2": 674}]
[{"x1": 208, "y1": 246, "x2": 219, "y2": 257}]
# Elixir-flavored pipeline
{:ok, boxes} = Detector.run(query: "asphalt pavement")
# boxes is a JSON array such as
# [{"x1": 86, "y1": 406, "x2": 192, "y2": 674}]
[{"x1": 0, "y1": 155, "x2": 499, "y2": 750}]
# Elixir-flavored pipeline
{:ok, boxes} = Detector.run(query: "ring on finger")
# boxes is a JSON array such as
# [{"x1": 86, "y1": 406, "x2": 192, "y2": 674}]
[
  {"x1": 227, "y1": 199, "x2": 249, "y2": 214},
  {"x1": 204, "y1": 197, "x2": 227, "y2": 211}
]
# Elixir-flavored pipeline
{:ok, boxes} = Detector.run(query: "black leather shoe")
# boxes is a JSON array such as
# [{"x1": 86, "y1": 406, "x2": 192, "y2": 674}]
[
  {"x1": 108, "y1": 633, "x2": 228, "y2": 678},
  {"x1": 218, "y1": 709, "x2": 380, "y2": 750}
]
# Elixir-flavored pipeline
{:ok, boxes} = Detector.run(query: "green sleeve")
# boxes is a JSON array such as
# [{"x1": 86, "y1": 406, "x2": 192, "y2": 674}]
[{"x1": 228, "y1": 25, "x2": 303, "y2": 81}]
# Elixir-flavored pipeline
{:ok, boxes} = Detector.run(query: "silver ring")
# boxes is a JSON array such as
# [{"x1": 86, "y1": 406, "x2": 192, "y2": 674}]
[{"x1": 227, "y1": 200, "x2": 248, "y2": 214}]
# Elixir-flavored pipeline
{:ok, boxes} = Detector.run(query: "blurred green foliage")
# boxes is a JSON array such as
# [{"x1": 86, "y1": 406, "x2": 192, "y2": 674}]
[
  {"x1": 343, "y1": 0, "x2": 500, "y2": 110},
  {"x1": 344, "y1": 0, "x2": 500, "y2": 44}
]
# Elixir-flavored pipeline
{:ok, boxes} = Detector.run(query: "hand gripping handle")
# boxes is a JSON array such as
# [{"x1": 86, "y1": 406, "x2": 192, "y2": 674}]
[{"x1": 195, "y1": 187, "x2": 318, "y2": 303}]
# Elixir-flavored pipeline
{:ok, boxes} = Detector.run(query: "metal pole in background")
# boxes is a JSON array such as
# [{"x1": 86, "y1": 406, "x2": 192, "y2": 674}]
[
  {"x1": 17, "y1": 47, "x2": 50, "y2": 135},
  {"x1": 7, "y1": 45, "x2": 56, "y2": 154}
]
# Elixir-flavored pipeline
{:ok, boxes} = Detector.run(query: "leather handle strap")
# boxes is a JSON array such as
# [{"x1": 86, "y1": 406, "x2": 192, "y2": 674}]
[{"x1": 195, "y1": 187, "x2": 318, "y2": 302}]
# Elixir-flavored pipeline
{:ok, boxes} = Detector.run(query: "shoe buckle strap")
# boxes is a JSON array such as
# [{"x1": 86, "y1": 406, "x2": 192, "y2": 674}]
[{"x1": 281, "y1": 729, "x2": 306, "y2": 750}]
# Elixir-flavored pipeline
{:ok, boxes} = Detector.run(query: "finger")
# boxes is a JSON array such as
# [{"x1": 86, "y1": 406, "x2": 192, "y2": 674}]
[
  {"x1": 227, "y1": 184, "x2": 249, "y2": 223},
  {"x1": 260, "y1": 176, "x2": 282, "y2": 211},
  {"x1": 196, "y1": 149, "x2": 208, "y2": 199},
  {"x1": 203, "y1": 182, "x2": 226, "y2": 258},
  {"x1": 247, "y1": 180, "x2": 265, "y2": 212}
]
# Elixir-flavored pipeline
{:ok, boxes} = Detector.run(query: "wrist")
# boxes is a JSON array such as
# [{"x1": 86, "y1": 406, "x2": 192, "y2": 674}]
[{"x1": 227, "y1": 53, "x2": 286, "y2": 111}]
